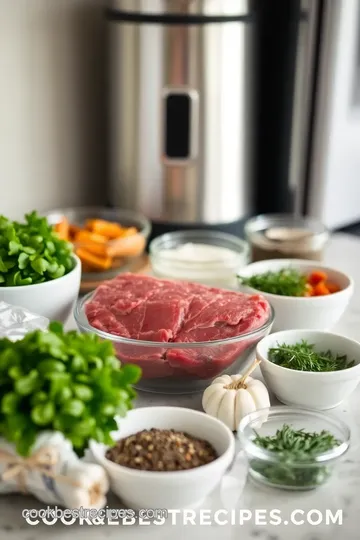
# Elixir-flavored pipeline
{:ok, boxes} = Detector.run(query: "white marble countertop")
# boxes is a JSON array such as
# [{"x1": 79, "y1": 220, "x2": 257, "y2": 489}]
[{"x1": 1, "y1": 232, "x2": 360, "y2": 540}]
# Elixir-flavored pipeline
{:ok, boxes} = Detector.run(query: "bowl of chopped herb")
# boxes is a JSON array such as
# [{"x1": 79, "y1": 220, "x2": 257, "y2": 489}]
[
  {"x1": 0, "y1": 211, "x2": 81, "y2": 321},
  {"x1": 237, "y1": 259, "x2": 353, "y2": 331},
  {"x1": 238, "y1": 406, "x2": 350, "y2": 490},
  {"x1": 256, "y1": 330, "x2": 360, "y2": 409}
]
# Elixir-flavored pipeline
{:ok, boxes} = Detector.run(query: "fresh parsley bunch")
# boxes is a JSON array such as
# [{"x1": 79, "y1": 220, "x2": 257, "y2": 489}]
[
  {"x1": 0, "y1": 211, "x2": 74, "y2": 286},
  {"x1": 0, "y1": 322, "x2": 141, "y2": 456}
]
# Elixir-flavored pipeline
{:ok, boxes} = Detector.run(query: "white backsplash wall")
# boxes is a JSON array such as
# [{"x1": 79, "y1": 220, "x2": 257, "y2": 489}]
[{"x1": 0, "y1": 0, "x2": 107, "y2": 220}]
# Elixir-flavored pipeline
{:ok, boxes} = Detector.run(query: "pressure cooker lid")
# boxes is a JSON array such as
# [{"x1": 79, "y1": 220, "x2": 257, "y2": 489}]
[{"x1": 108, "y1": 0, "x2": 253, "y2": 18}]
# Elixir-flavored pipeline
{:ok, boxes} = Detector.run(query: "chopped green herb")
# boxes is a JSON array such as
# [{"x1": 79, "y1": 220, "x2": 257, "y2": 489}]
[
  {"x1": 268, "y1": 340, "x2": 355, "y2": 372},
  {"x1": 238, "y1": 268, "x2": 307, "y2": 296},
  {"x1": 0, "y1": 211, "x2": 74, "y2": 286},
  {"x1": 251, "y1": 424, "x2": 340, "y2": 488},
  {"x1": 0, "y1": 322, "x2": 141, "y2": 456}
]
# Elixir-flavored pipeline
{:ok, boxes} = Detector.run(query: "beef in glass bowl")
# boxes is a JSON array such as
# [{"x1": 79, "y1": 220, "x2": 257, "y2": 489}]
[{"x1": 74, "y1": 273, "x2": 274, "y2": 394}]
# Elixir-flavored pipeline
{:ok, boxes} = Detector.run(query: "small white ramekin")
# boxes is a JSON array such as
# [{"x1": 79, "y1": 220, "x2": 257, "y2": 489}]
[
  {"x1": 237, "y1": 259, "x2": 353, "y2": 332},
  {"x1": 90, "y1": 406, "x2": 235, "y2": 510},
  {"x1": 0, "y1": 255, "x2": 81, "y2": 322},
  {"x1": 256, "y1": 329, "x2": 360, "y2": 410}
]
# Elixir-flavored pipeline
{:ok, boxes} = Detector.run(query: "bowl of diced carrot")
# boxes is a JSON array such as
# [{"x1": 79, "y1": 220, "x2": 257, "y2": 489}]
[
  {"x1": 237, "y1": 259, "x2": 354, "y2": 332},
  {"x1": 45, "y1": 207, "x2": 151, "y2": 281}
]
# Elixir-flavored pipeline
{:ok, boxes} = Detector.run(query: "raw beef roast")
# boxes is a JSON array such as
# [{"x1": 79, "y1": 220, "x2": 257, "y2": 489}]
[{"x1": 85, "y1": 274, "x2": 270, "y2": 379}]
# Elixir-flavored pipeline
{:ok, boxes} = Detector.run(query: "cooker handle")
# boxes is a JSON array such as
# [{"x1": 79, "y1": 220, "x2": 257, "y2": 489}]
[{"x1": 161, "y1": 87, "x2": 199, "y2": 166}]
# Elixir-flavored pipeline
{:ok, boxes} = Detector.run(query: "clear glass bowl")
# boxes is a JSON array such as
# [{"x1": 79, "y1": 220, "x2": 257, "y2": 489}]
[
  {"x1": 149, "y1": 230, "x2": 249, "y2": 288},
  {"x1": 238, "y1": 407, "x2": 350, "y2": 490},
  {"x1": 74, "y1": 293, "x2": 274, "y2": 394},
  {"x1": 245, "y1": 214, "x2": 329, "y2": 262},
  {"x1": 44, "y1": 207, "x2": 151, "y2": 281}
]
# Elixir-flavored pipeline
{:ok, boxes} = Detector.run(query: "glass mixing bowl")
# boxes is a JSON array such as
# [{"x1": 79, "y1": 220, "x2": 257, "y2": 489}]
[
  {"x1": 149, "y1": 230, "x2": 249, "y2": 288},
  {"x1": 238, "y1": 407, "x2": 350, "y2": 490},
  {"x1": 74, "y1": 293, "x2": 274, "y2": 394},
  {"x1": 45, "y1": 206, "x2": 151, "y2": 282},
  {"x1": 245, "y1": 214, "x2": 329, "y2": 262}
]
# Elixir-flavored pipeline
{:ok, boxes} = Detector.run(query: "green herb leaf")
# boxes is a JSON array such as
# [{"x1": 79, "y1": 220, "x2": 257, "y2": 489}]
[
  {"x1": 238, "y1": 268, "x2": 307, "y2": 297},
  {"x1": 61, "y1": 399, "x2": 85, "y2": 417},
  {"x1": 268, "y1": 340, "x2": 355, "y2": 372},
  {"x1": 31, "y1": 402, "x2": 55, "y2": 426}
]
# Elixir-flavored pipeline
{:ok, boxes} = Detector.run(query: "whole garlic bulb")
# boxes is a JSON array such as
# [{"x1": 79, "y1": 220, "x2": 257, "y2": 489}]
[{"x1": 202, "y1": 360, "x2": 270, "y2": 431}]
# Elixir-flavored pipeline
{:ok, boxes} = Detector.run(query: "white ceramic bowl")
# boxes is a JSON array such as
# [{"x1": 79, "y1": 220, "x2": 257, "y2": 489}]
[
  {"x1": 90, "y1": 406, "x2": 235, "y2": 510},
  {"x1": 256, "y1": 330, "x2": 360, "y2": 410},
  {"x1": 237, "y1": 259, "x2": 353, "y2": 331},
  {"x1": 0, "y1": 255, "x2": 81, "y2": 322}
]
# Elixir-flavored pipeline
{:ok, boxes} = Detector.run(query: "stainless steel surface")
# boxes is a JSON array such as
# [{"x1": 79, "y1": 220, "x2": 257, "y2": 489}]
[
  {"x1": 291, "y1": 0, "x2": 321, "y2": 215},
  {"x1": 109, "y1": 0, "x2": 254, "y2": 224},
  {"x1": 109, "y1": 0, "x2": 250, "y2": 16}
]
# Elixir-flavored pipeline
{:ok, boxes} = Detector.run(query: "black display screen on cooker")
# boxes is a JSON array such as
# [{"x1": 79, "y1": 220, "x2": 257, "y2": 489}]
[{"x1": 164, "y1": 94, "x2": 191, "y2": 159}]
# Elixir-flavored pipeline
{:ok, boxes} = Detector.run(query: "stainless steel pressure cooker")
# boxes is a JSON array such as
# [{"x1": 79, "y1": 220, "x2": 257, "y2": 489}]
[{"x1": 107, "y1": 0, "x2": 256, "y2": 238}]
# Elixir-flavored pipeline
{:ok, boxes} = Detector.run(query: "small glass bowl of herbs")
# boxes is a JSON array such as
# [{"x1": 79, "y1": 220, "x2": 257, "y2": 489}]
[{"x1": 238, "y1": 407, "x2": 350, "y2": 491}]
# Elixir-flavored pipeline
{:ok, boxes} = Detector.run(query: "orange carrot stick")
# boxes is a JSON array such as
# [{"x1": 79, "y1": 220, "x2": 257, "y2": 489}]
[
  {"x1": 76, "y1": 248, "x2": 113, "y2": 271},
  {"x1": 69, "y1": 224, "x2": 82, "y2": 240},
  {"x1": 107, "y1": 234, "x2": 145, "y2": 258},
  {"x1": 54, "y1": 218, "x2": 70, "y2": 241},
  {"x1": 85, "y1": 219, "x2": 124, "y2": 239},
  {"x1": 75, "y1": 230, "x2": 108, "y2": 244}
]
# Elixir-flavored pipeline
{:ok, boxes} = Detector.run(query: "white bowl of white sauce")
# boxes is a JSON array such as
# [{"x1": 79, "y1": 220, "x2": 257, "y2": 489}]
[{"x1": 149, "y1": 230, "x2": 249, "y2": 287}]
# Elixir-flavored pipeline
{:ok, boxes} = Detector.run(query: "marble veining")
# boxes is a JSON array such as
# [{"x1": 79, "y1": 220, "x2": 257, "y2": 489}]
[{"x1": 1, "y1": 233, "x2": 360, "y2": 540}]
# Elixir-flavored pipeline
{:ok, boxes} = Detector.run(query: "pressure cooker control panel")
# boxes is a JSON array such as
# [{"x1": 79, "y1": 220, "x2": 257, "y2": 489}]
[{"x1": 162, "y1": 87, "x2": 199, "y2": 165}]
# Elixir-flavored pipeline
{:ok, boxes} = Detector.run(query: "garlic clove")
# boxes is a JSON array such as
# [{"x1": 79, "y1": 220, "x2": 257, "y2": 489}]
[
  {"x1": 62, "y1": 463, "x2": 109, "y2": 509},
  {"x1": 202, "y1": 385, "x2": 227, "y2": 417},
  {"x1": 216, "y1": 390, "x2": 237, "y2": 431},
  {"x1": 235, "y1": 389, "x2": 257, "y2": 429}
]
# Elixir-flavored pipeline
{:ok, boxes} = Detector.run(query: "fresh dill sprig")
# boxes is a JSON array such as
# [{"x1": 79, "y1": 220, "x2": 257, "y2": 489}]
[
  {"x1": 268, "y1": 340, "x2": 355, "y2": 372},
  {"x1": 251, "y1": 424, "x2": 340, "y2": 488},
  {"x1": 238, "y1": 268, "x2": 307, "y2": 297}
]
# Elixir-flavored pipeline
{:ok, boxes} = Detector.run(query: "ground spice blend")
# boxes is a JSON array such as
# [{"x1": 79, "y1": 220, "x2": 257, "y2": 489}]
[{"x1": 106, "y1": 428, "x2": 218, "y2": 471}]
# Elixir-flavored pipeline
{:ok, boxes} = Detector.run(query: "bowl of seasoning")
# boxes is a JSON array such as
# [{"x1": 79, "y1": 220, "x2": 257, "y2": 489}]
[
  {"x1": 238, "y1": 406, "x2": 350, "y2": 490},
  {"x1": 149, "y1": 230, "x2": 249, "y2": 288},
  {"x1": 90, "y1": 406, "x2": 235, "y2": 509},
  {"x1": 237, "y1": 259, "x2": 353, "y2": 331},
  {"x1": 256, "y1": 330, "x2": 360, "y2": 410},
  {"x1": 245, "y1": 214, "x2": 329, "y2": 262}
]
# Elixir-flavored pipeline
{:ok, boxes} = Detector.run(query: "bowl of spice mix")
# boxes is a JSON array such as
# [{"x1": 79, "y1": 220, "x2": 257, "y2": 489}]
[
  {"x1": 256, "y1": 329, "x2": 360, "y2": 410},
  {"x1": 237, "y1": 259, "x2": 353, "y2": 331},
  {"x1": 238, "y1": 406, "x2": 350, "y2": 490},
  {"x1": 90, "y1": 406, "x2": 235, "y2": 510}
]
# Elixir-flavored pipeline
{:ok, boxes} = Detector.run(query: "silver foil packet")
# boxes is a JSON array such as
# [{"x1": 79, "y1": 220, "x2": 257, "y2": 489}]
[{"x1": 0, "y1": 301, "x2": 49, "y2": 341}]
